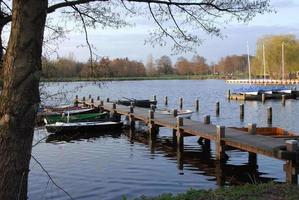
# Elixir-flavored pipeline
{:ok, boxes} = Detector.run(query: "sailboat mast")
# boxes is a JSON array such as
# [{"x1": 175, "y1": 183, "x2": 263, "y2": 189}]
[
  {"x1": 282, "y1": 42, "x2": 285, "y2": 80},
  {"x1": 263, "y1": 43, "x2": 266, "y2": 82},
  {"x1": 247, "y1": 41, "x2": 251, "y2": 84}
]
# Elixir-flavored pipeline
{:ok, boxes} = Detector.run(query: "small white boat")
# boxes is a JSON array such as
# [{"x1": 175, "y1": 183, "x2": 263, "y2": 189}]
[{"x1": 157, "y1": 109, "x2": 193, "y2": 119}]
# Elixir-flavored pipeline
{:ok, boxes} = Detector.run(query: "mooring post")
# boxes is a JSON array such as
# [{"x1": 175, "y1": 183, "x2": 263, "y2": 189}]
[
  {"x1": 89, "y1": 94, "x2": 92, "y2": 99},
  {"x1": 90, "y1": 98, "x2": 94, "y2": 108},
  {"x1": 248, "y1": 123, "x2": 257, "y2": 166},
  {"x1": 179, "y1": 97, "x2": 183, "y2": 110},
  {"x1": 148, "y1": 110, "x2": 158, "y2": 137},
  {"x1": 262, "y1": 94, "x2": 265, "y2": 103},
  {"x1": 100, "y1": 100, "x2": 104, "y2": 106},
  {"x1": 216, "y1": 102, "x2": 220, "y2": 116},
  {"x1": 82, "y1": 96, "x2": 86, "y2": 102},
  {"x1": 153, "y1": 95, "x2": 157, "y2": 102},
  {"x1": 227, "y1": 89, "x2": 231, "y2": 100},
  {"x1": 97, "y1": 96, "x2": 100, "y2": 101},
  {"x1": 106, "y1": 97, "x2": 110, "y2": 102},
  {"x1": 164, "y1": 96, "x2": 168, "y2": 106},
  {"x1": 284, "y1": 140, "x2": 298, "y2": 184},
  {"x1": 112, "y1": 103, "x2": 116, "y2": 109},
  {"x1": 267, "y1": 107, "x2": 272, "y2": 124},
  {"x1": 173, "y1": 109, "x2": 178, "y2": 117},
  {"x1": 74, "y1": 95, "x2": 79, "y2": 106},
  {"x1": 215, "y1": 160, "x2": 225, "y2": 186},
  {"x1": 282, "y1": 95, "x2": 286, "y2": 106},
  {"x1": 129, "y1": 106, "x2": 135, "y2": 128},
  {"x1": 176, "y1": 117, "x2": 184, "y2": 151},
  {"x1": 204, "y1": 115, "x2": 211, "y2": 124},
  {"x1": 240, "y1": 103, "x2": 244, "y2": 120},
  {"x1": 195, "y1": 98, "x2": 199, "y2": 112},
  {"x1": 216, "y1": 125, "x2": 225, "y2": 160}
]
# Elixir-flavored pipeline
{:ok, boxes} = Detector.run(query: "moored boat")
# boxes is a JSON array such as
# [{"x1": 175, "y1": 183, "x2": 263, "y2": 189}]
[
  {"x1": 45, "y1": 121, "x2": 123, "y2": 134},
  {"x1": 117, "y1": 98, "x2": 157, "y2": 108},
  {"x1": 44, "y1": 112, "x2": 108, "y2": 124},
  {"x1": 156, "y1": 109, "x2": 193, "y2": 118}
]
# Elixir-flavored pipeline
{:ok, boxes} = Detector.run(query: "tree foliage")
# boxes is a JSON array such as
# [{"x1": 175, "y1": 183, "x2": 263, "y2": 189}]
[{"x1": 252, "y1": 34, "x2": 299, "y2": 78}]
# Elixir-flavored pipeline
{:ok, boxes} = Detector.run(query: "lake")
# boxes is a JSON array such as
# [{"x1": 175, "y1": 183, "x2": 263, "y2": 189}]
[{"x1": 30, "y1": 80, "x2": 299, "y2": 200}]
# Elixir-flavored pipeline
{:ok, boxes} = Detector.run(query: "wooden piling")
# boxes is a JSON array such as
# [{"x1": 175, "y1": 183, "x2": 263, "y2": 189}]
[
  {"x1": 179, "y1": 97, "x2": 183, "y2": 110},
  {"x1": 153, "y1": 95, "x2": 157, "y2": 102},
  {"x1": 284, "y1": 140, "x2": 298, "y2": 184},
  {"x1": 204, "y1": 115, "x2": 210, "y2": 124},
  {"x1": 129, "y1": 106, "x2": 135, "y2": 128},
  {"x1": 216, "y1": 126, "x2": 225, "y2": 160},
  {"x1": 262, "y1": 94, "x2": 265, "y2": 103},
  {"x1": 216, "y1": 102, "x2": 220, "y2": 116},
  {"x1": 89, "y1": 94, "x2": 92, "y2": 99},
  {"x1": 106, "y1": 97, "x2": 110, "y2": 102},
  {"x1": 176, "y1": 117, "x2": 184, "y2": 151},
  {"x1": 97, "y1": 96, "x2": 100, "y2": 101},
  {"x1": 195, "y1": 98, "x2": 199, "y2": 112},
  {"x1": 91, "y1": 98, "x2": 94, "y2": 104},
  {"x1": 100, "y1": 100, "x2": 104, "y2": 106},
  {"x1": 74, "y1": 95, "x2": 79, "y2": 106},
  {"x1": 248, "y1": 123, "x2": 257, "y2": 166},
  {"x1": 240, "y1": 104, "x2": 244, "y2": 119},
  {"x1": 82, "y1": 96, "x2": 86, "y2": 102},
  {"x1": 227, "y1": 90, "x2": 231, "y2": 100},
  {"x1": 164, "y1": 96, "x2": 168, "y2": 106},
  {"x1": 129, "y1": 106, "x2": 134, "y2": 113},
  {"x1": 282, "y1": 95, "x2": 286, "y2": 106},
  {"x1": 173, "y1": 109, "x2": 178, "y2": 117},
  {"x1": 112, "y1": 103, "x2": 116, "y2": 109},
  {"x1": 267, "y1": 107, "x2": 272, "y2": 124},
  {"x1": 148, "y1": 110, "x2": 157, "y2": 135}
]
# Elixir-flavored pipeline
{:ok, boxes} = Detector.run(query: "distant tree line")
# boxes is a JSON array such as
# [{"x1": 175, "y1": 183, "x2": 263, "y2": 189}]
[{"x1": 41, "y1": 34, "x2": 299, "y2": 79}]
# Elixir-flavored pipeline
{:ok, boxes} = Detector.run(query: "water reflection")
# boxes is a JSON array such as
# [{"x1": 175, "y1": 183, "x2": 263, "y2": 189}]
[{"x1": 45, "y1": 128, "x2": 277, "y2": 186}]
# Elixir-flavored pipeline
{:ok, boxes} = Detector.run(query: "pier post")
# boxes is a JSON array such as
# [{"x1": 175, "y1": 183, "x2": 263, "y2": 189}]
[
  {"x1": 267, "y1": 107, "x2": 272, "y2": 125},
  {"x1": 82, "y1": 96, "x2": 86, "y2": 102},
  {"x1": 129, "y1": 106, "x2": 135, "y2": 128},
  {"x1": 164, "y1": 96, "x2": 168, "y2": 106},
  {"x1": 106, "y1": 98, "x2": 110, "y2": 102},
  {"x1": 227, "y1": 90, "x2": 231, "y2": 100},
  {"x1": 282, "y1": 95, "x2": 286, "y2": 106},
  {"x1": 216, "y1": 126, "x2": 225, "y2": 160},
  {"x1": 153, "y1": 95, "x2": 157, "y2": 102},
  {"x1": 90, "y1": 98, "x2": 94, "y2": 108},
  {"x1": 216, "y1": 102, "x2": 220, "y2": 116},
  {"x1": 112, "y1": 103, "x2": 116, "y2": 109},
  {"x1": 204, "y1": 115, "x2": 211, "y2": 124},
  {"x1": 179, "y1": 97, "x2": 183, "y2": 110},
  {"x1": 97, "y1": 96, "x2": 100, "y2": 101},
  {"x1": 215, "y1": 160, "x2": 225, "y2": 186},
  {"x1": 195, "y1": 98, "x2": 199, "y2": 112},
  {"x1": 240, "y1": 104, "x2": 244, "y2": 120},
  {"x1": 89, "y1": 94, "x2": 92, "y2": 99},
  {"x1": 173, "y1": 109, "x2": 178, "y2": 117},
  {"x1": 284, "y1": 140, "x2": 298, "y2": 184},
  {"x1": 74, "y1": 95, "x2": 79, "y2": 106},
  {"x1": 248, "y1": 123, "x2": 257, "y2": 166},
  {"x1": 176, "y1": 117, "x2": 184, "y2": 152},
  {"x1": 100, "y1": 100, "x2": 104, "y2": 106},
  {"x1": 262, "y1": 94, "x2": 265, "y2": 103},
  {"x1": 148, "y1": 110, "x2": 158, "y2": 137}
]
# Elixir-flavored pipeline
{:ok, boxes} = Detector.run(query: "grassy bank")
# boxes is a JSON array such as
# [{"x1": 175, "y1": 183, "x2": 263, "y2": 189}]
[
  {"x1": 40, "y1": 74, "x2": 226, "y2": 82},
  {"x1": 133, "y1": 183, "x2": 299, "y2": 200}
]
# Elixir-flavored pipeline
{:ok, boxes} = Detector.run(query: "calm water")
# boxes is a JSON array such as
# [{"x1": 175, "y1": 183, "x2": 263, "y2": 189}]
[{"x1": 30, "y1": 80, "x2": 299, "y2": 200}]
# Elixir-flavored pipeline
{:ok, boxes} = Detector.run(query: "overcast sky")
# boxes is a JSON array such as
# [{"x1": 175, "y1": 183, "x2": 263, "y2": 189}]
[{"x1": 51, "y1": 0, "x2": 299, "y2": 64}]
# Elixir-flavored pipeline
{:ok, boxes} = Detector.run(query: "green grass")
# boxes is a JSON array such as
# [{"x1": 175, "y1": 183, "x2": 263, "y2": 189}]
[{"x1": 131, "y1": 183, "x2": 299, "y2": 200}]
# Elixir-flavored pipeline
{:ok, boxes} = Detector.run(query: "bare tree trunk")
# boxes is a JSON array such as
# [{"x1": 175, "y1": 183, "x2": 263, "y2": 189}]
[{"x1": 0, "y1": 0, "x2": 47, "y2": 199}]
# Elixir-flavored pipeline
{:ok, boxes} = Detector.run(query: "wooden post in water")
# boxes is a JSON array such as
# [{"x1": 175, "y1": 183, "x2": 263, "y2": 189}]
[
  {"x1": 89, "y1": 94, "x2": 92, "y2": 99},
  {"x1": 74, "y1": 95, "x2": 79, "y2": 106},
  {"x1": 82, "y1": 96, "x2": 86, "y2": 102},
  {"x1": 173, "y1": 109, "x2": 178, "y2": 117},
  {"x1": 240, "y1": 104, "x2": 244, "y2": 120},
  {"x1": 164, "y1": 96, "x2": 168, "y2": 106},
  {"x1": 153, "y1": 95, "x2": 157, "y2": 102},
  {"x1": 248, "y1": 123, "x2": 257, "y2": 166},
  {"x1": 204, "y1": 115, "x2": 211, "y2": 124},
  {"x1": 100, "y1": 100, "x2": 104, "y2": 106},
  {"x1": 216, "y1": 126, "x2": 225, "y2": 160},
  {"x1": 284, "y1": 140, "x2": 298, "y2": 184},
  {"x1": 129, "y1": 106, "x2": 135, "y2": 128},
  {"x1": 282, "y1": 95, "x2": 286, "y2": 106},
  {"x1": 176, "y1": 117, "x2": 184, "y2": 151},
  {"x1": 227, "y1": 90, "x2": 231, "y2": 100},
  {"x1": 195, "y1": 98, "x2": 199, "y2": 112},
  {"x1": 267, "y1": 107, "x2": 272, "y2": 124},
  {"x1": 106, "y1": 97, "x2": 110, "y2": 102},
  {"x1": 97, "y1": 96, "x2": 100, "y2": 101},
  {"x1": 148, "y1": 110, "x2": 158, "y2": 138},
  {"x1": 179, "y1": 97, "x2": 183, "y2": 110},
  {"x1": 216, "y1": 102, "x2": 220, "y2": 116},
  {"x1": 112, "y1": 103, "x2": 116, "y2": 109},
  {"x1": 262, "y1": 94, "x2": 265, "y2": 103}
]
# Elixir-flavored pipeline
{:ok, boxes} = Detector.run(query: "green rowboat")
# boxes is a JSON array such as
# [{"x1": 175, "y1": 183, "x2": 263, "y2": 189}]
[{"x1": 45, "y1": 112, "x2": 108, "y2": 124}]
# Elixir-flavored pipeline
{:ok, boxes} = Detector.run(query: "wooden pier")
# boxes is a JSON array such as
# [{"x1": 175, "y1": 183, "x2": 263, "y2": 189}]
[
  {"x1": 78, "y1": 97, "x2": 299, "y2": 184},
  {"x1": 226, "y1": 79, "x2": 299, "y2": 85}
]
